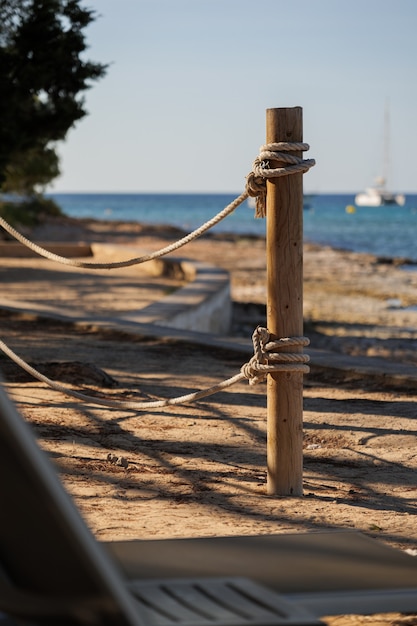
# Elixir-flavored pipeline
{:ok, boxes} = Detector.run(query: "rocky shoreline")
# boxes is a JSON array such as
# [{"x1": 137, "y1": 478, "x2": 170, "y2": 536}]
[{"x1": 25, "y1": 215, "x2": 417, "y2": 367}]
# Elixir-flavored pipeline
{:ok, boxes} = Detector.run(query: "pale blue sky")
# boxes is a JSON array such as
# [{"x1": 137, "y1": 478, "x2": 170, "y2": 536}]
[{"x1": 49, "y1": 0, "x2": 417, "y2": 194}]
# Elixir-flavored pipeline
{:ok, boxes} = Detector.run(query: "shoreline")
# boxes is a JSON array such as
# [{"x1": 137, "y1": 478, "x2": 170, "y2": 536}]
[
  {"x1": 1, "y1": 213, "x2": 414, "y2": 366},
  {"x1": 25, "y1": 213, "x2": 417, "y2": 267},
  {"x1": 43, "y1": 186, "x2": 417, "y2": 264},
  {"x1": 3, "y1": 211, "x2": 417, "y2": 269}
]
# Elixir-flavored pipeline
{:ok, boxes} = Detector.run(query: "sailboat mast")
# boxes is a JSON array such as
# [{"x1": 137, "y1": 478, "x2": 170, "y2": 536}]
[
  {"x1": 355, "y1": 101, "x2": 405, "y2": 206},
  {"x1": 382, "y1": 100, "x2": 390, "y2": 187}
]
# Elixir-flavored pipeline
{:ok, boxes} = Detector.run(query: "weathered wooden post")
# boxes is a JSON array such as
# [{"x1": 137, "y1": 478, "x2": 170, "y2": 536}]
[{"x1": 266, "y1": 107, "x2": 304, "y2": 496}]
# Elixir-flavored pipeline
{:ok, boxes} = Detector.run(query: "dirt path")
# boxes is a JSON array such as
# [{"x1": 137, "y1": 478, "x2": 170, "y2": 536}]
[
  {"x1": 2, "y1": 311, "x2": 417, "y2": 550},
  {"x1": 1, "y1": 216, "x2": 417, "y2": 557}
]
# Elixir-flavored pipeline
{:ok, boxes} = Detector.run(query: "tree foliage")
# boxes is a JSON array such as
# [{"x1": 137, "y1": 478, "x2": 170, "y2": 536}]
[
  {"x1": 2, "y1": 145, "x2": 60, "y2": 195},
  {"x1": 0, "y1": 0, "x2": 107, "y2": 194}
]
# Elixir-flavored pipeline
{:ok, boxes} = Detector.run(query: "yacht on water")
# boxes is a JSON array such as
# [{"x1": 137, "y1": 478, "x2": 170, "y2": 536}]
[
  {"x1": 355, "y1": 177, "x2": 406, "y2": 207},
  {"x1": 355, "y1": 103, "x2": 405, "y2": 207}
]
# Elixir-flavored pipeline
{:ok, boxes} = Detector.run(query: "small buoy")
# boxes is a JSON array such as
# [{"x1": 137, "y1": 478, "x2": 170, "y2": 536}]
[{"x1": 346, "y1": 205, "x2": 356, "y2": 214}]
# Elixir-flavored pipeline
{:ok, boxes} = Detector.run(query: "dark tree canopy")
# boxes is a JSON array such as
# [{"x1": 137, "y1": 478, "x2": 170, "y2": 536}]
[{"x1": 0, "y1": 0, "x2": 107, "y2": 193}]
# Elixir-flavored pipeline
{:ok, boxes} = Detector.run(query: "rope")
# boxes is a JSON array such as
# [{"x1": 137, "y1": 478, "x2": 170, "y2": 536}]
[
  {"x1": 0, "y1": 192, "x2": 248, "y2": 269},
  {"x1": 241, "y1": 328, "x2": 310, "y2": 385},
  {"x1": 0, "y1": 144, "x2": 313, "y2": 411},
  {"x1": 246, "y1": 142, "x2": 316, "y2": 217},
  {"x1": 0, "y1": 328, "x2": 309, "y2": 411},
  {"x1": 0, "y1": 142, "x2": 315, "y2": 267}
]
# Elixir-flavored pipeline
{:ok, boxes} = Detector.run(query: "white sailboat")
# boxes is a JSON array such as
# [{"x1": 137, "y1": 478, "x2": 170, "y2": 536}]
[
  {"x1": 355, "y1": 104, "x2": 405, "y2": 207},
  {"x1": 355, "y1": 179, "x2": 405, "y2": 207}
]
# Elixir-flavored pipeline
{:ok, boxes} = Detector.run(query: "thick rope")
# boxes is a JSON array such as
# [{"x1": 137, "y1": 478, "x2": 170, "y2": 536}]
[
  {"x1": 0, "y1": 142, "x2": 315, "y2": 267},
  {"x1": 0, "y1": 192, "x2": 248, "y2": 269},
  {"x1": 246, "y1": 142, "x2": 316, "y2": 217},
  {"x1": 241, "y1": 328, "x2": 310, "y2": 385},
  {"x1": 0, "y1": 328, "x2": 309, "y2": 411},
  {"x1": 0, "y1": 146, "x2": 313, "y2": 410}
]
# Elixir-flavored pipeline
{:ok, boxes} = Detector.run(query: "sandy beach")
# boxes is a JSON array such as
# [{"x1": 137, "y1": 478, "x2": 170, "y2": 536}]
[{"x1": 2, "y1": 215, "x2": 417, "y2": 616}]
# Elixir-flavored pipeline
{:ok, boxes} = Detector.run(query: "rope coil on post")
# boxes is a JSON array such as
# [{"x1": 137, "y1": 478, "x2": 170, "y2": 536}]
[
  {"x1": 246, "y1": 142, "x2": 315, "y2": 217},
  {"x1": 241, "y1": 327, "x2": 310, "y2": 386}
]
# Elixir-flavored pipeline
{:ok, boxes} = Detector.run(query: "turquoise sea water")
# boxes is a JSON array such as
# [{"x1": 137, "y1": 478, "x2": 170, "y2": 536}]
[{"x1": 47, "y1": 192, "x2": 417, "y2": 263}]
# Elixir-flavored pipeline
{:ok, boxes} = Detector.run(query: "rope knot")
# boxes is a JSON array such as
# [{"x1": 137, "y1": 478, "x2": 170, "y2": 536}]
[
  {"x1": 241, "y1": 327, "x2": 310, "y2": 385},
  {"x1": 245, "y1": 142, "x2": 316, "y2": 217},
  {"x1": 245, "y1": 166, "x2": 267, "y2": 218}
]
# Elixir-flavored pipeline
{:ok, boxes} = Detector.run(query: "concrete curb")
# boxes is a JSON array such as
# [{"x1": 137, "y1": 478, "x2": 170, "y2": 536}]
[
  {"x1": 0, "y1": 241, "x2": 232, "y2": 335},
  {"x1": 92, "y1": 244, "x2": 231, "y2": 334},
  {"x1": 1, "y1": 242, "x2": 416, "y2": 390}
]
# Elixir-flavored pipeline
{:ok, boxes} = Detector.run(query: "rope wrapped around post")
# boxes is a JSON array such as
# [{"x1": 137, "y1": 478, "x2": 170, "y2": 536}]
[
  {"x1": 0, "y1": 327, "x2": 309, "y2": 410},
  {"x1": 246, "y1": 142, "x2": 315, "y2": 217},
  {"x1": 241, "y1": 327, "x2": 310, "y2": 385},
  {"x1": 0, "y1": 144, "x2": 314, "y2": 268}
]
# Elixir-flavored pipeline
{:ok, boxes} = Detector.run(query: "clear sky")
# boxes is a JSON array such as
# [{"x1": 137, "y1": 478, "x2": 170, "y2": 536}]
[{"x1": 49, "y1": 0, "x2": 417, "y2": 194}]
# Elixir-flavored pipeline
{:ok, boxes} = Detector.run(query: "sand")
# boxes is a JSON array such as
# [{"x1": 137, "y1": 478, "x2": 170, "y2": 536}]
[{"x1": 1, "y1": 215, "x2": 417, "y2": 624}]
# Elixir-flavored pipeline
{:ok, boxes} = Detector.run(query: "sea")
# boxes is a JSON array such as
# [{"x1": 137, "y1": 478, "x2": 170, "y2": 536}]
[{"x1": 46, "y1": 192, "x2": 417, "y2": 264}]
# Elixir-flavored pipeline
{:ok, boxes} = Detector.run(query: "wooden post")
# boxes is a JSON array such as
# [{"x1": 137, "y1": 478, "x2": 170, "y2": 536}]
[{"x1": 266, "y1": 107, "x2": 304, "y2": 496}]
